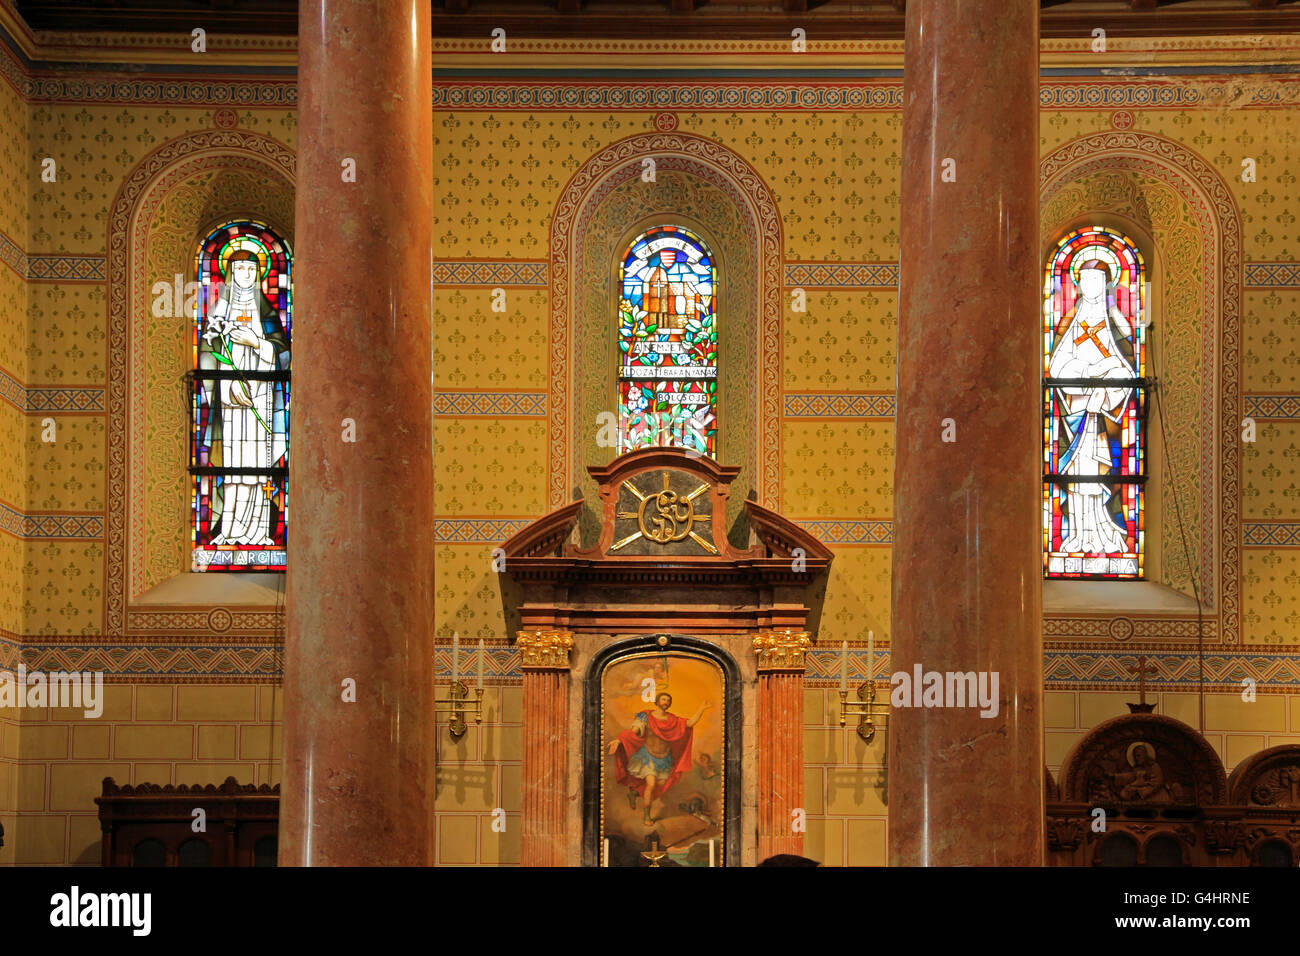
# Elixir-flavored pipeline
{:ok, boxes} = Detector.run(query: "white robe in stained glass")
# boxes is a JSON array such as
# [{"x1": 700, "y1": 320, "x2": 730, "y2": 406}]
[
  {"x1": 1049, "y1": 270, "x2": 1134, "y2": 556},
  {"x1": 207, "y1": 279, "x2": 281, "y2": 547}
]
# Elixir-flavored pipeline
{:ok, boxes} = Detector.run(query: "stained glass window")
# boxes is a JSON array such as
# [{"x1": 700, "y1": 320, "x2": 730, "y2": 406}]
[
  {"x1": 189, "y1": 220, "x2": 291, "y2": 571},
  {"x1": 618, "y1": 225, "x2": 717, "y2": 456},
  {"x1": 1043, "y1": 226, "x2": 1147, "y2": 579}
]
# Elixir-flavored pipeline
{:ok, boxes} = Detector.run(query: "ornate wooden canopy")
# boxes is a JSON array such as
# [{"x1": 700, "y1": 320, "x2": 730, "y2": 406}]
[{"x1": 499, "y1": 448, "x2": 832, "y2": 633}]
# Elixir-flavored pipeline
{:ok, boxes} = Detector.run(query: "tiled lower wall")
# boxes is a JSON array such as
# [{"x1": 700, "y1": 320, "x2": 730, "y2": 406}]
[
  {"x1": 803, "y1": 687, "x2": 887, "y2": 866},
  {"x1": 433, "y1": 685, "x2": 522, "y2": 866},
  {"x1": 805, "y1": 688, "x2": 1300, "y2": 867},
  {"x1": 1044, "y1": 689, "x2": 1300, "y2": 777},
  {"x1": 1, "y1": 683, "x2": 282, "y2": 866},
  {"x1": 0, "y1": 704, "x2": 17, "y2": 860},
  {"x1": 4, "y1": 682, "x2": 1296, "y2": 866}
]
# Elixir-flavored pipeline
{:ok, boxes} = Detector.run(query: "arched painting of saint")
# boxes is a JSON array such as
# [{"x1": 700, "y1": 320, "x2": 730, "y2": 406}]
[{"x1": 600, "y1": 651, "x2": 725, "y2": 867}]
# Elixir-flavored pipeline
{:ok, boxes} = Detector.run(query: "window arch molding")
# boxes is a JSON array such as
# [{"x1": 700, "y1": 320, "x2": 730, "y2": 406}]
[
  {"x1": 550, "y1": 132, "x2": 783, "y2": 520},
  {"x1": 107, "y1": 128, "x2": 296, "y2": 638},
  {"x1": 1038, "y1": 130, "x2": 1243, "y2": 642}
]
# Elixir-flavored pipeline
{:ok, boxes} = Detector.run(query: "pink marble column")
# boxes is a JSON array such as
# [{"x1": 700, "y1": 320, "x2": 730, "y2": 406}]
[
  {"x1": 754, "y1": 630, "x2": 808, "y2": 862},
  {"x1": 889, "y1": 0, "x2": 1044, "y2": 865},
  {"x1": 517, "y1": 631, "x2": 572, "y2": 867},
  {"x1": 280, "y1": 0, "x2": 435, "y2": 866}
]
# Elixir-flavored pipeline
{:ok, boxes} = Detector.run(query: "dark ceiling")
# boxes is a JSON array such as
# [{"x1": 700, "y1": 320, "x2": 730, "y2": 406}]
[{"x1": 11, "y1": 0, "x2": 1300, "y2": 40}]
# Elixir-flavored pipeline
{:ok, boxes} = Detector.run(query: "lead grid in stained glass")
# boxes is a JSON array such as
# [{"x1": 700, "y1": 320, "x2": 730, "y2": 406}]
[
  {"x1": 617, "y1": 225, "x2": 718, "y2": 456},
  {"x1": 1043, "y1": 226, "x2": 1146, "y2": 580},
  {"x1": 189, "y1": 220, "x2": 291, "y2": 572}
]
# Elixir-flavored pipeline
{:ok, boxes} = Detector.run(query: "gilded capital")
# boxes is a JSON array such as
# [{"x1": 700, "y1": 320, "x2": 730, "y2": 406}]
[
  {"x1": 753, "y1": 629, "x2": 811, "y2": 671},
  {"x1": 515, "y1": 630, "x2": 575, "y2": 670}
]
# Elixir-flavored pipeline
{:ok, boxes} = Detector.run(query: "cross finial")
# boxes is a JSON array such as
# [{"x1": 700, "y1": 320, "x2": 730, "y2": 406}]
[{"x1": 1126, "y1": 655, "x2": 1159, "y2": 713}]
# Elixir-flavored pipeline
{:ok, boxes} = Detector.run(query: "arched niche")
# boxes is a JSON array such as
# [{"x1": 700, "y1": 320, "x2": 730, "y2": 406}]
[
  {"x1": 1040, "y1": 131, "x2": 1242, "y2": 644},
  {"x1": 106, "y1": 128, "x2": 295, "y2": 637},
  {"x1": 549, "y1": 132, "x2": 783, "y2": 525}
]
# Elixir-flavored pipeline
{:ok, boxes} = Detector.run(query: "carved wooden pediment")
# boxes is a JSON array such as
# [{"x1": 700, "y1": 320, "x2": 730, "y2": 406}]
[
  {"x1": 1060, "y1": 713, "x2": 1228, "y2": 808},
  {"x1": 1227, "y1": 744, "x2": 1300, "y2": 809},
  {"x1": 499, "y1": 448, "x2": 832, "y2": 586},
  {"x1": 497, "y1": 449, "x2": 832, "y2": 633}
]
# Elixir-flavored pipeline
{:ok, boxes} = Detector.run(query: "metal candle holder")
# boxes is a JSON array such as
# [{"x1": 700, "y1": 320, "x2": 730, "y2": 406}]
[
  {"x1": 436, "y1": 679, "x2": 484, "y2": 740},
  {"x1": 839, "y1": 680, "x2": 890, "y2": 744}
]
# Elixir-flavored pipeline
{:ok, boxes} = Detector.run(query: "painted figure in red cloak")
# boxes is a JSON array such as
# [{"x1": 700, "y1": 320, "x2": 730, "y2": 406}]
[{"x1": 608, "y1": 692, "x2": 710, "y2": 827}]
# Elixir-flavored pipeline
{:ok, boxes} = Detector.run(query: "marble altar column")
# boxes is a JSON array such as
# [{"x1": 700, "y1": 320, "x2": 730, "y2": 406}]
[
  {"x1": 280, "y1": 0, "x2": 435, "y2": 865},
  {"x1": 754, "y1": 629, "x2": 810, "y2": 861},
  {"x1": 517, "y1": 631, "x2": 574, "y2": 867},
  {"x1": 889, "y1": 0, "x2": 1044, "y2": 864}
]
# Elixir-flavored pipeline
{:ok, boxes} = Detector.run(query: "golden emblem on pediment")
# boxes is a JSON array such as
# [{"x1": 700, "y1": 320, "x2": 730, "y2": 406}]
[{"x1": 611, "y1": 470, "x2": 717, "y2": 555}]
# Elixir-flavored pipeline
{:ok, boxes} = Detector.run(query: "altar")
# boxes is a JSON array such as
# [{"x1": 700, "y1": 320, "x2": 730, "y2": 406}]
[{"x1": 498, "y1": 449, "x2": 833, "y2": 866}]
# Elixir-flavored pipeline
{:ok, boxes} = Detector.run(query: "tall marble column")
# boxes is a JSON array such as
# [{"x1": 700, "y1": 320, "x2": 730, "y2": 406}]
[
  {"x1": 517, "y1": 630, "x2": 573, "y2": 867},
  {"x1": 754, "y1": 629, "x2": 809, "y2": 861},
  {"x1": 280, "y1": 0, "x2": 435, "y2": 866},
  {"x1": 889, "y1": 0, "x2": 1044, "y2": 865}
]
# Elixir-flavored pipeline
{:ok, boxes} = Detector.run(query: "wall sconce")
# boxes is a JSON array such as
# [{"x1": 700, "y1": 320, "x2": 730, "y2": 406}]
[
  {"x1": 436, "y1": 633, "x2": 485, "y2": 740},
  {"x1": 838, "y1": 631, "x2": 889, "y2": 744}
]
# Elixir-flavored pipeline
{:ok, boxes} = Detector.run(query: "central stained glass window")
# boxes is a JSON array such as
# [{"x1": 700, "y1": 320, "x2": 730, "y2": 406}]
[
  {"x1": 617, "y1": 225, "x2": 717, "y2": 456},
  {"x1": 1043, "y1": 225, "x2": 1147, "y2": 579}
]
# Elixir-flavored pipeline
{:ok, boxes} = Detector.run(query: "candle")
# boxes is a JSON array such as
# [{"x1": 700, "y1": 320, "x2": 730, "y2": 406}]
[
  {"x1": 603, "y1": 838, "x2": 609, "y2": 868},
  {"x1": 839, "y1": 641, "x2": 847, "y2": 694},
  {"x1": 868, "y1": 629, "x2": 875, "y2": 682},
  {"x1": 451, "y1": 632, "x2": 459, "y2": 688},
  {"x1": 476, "y1": 639, "x2": 485, "y2": 690},
  {"x1": 709, "y1": 839, "x2": 716, "y2": 868}
]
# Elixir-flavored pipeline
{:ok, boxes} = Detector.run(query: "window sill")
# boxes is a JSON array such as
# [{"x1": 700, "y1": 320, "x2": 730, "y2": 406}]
[
  {"x1": 132, "y1": 571, "x2": 286, "y2": 607},
  {"x1": 1043, "y1": 579, "x2": 1201, "y2": 616}
]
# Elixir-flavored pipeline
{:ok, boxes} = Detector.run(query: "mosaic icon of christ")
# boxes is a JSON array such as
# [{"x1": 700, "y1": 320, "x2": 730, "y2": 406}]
[
  {"x1": 203, "y1": 248, "x2": 287, "y2": 546},
  {"x1": 1047, "y1": 258, "x2": 1135, "y2": 555}
]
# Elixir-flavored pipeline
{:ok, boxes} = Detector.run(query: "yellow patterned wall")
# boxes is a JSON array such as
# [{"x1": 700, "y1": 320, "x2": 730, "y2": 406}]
[
  {"x1": 0, "y1": 62, "x2": 27, "y2": 639},
  {"x1": 0, "y1": 31, "x2": 1297, "y2": 866}
]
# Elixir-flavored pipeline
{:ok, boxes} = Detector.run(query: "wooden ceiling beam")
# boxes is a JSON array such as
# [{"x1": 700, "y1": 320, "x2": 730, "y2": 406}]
[{"x1": 10, "y1": 0, "x2": 1300, "y2": 41}]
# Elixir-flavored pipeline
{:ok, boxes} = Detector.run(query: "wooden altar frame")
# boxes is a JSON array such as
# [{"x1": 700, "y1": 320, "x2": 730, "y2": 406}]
[{"x1": 499, "y1": 448, "x2": 832, "y2": 866}]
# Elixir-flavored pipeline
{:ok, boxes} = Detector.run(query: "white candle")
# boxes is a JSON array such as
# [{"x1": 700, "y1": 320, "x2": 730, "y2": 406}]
[
  {"x1": 451, "y1": 632, "x2": 459, "y2": 688},
  {"x1": 709, "y1": 839, "x2": 716, "y2": 868},
  {"x1": 839, "y1": 641, "x2": 847, "y2": 693},
  {"x1": 476, "y1": 638, "x2": 485, "y2": 690},
  {"x1": 603, "y1": 838, "x2": 609, "y2": 868},
  {"x1": 868, "y1": 629, "x2": 875, "y2": 682}
]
